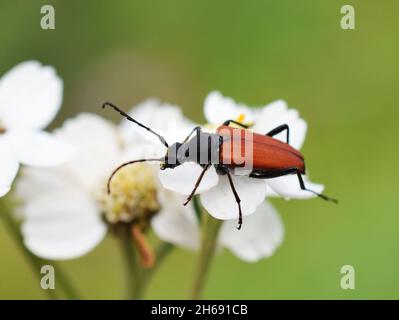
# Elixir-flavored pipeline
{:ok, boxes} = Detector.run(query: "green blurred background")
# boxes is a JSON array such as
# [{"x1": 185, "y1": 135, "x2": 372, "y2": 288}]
[{"x1": 1, "y1": 0, "x2": 398, "y2": 299}]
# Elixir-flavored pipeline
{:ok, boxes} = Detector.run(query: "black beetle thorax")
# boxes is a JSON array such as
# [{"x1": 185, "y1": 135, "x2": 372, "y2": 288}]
[{"x1": 165, "y1": 132, "x2": 221, "y2": 167}]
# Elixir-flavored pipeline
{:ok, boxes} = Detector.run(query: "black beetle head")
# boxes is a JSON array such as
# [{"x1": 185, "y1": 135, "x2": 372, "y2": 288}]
[{"x1": 160, "y1": 142, "x2": 183, "y2": 170}]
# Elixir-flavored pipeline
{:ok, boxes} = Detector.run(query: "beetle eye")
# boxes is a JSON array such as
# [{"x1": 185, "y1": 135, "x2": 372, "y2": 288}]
[{"x1": 185, "y1": 149, "x2": 189, "y2": 157}]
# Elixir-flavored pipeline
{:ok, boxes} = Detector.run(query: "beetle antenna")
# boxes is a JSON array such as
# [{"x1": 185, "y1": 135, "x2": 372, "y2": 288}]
[
  {"x1": 102, "y1": 102, "x2": 169, "y2": 148},
  {"x1": 107, "y1": 158, "x2": 164, "y2": 194}
]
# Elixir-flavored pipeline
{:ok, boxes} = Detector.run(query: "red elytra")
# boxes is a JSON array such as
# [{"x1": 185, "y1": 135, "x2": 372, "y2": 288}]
[{"x1": 217, "y1": 125, "x2": 305, "y2": 173}]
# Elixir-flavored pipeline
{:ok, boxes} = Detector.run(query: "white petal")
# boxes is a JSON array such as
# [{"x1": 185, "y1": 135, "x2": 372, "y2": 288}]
[
  {"x1": 200, "y1": 175, "x2": 266, "y2": 220},
  {"x1": 267, "y1": 174, "x2": 324, "y2": 199},
  {"x1": 120, "y1": 99, "x2": 196, "y2": 146},
  {"x1": 124, "y1": 142, "x2": 164, "y2": 160},
  {"x1": 20, "y1": 193, "x2": 106, "y2": 260},
  {"x1": 0, "y1": 139, "x2": 19, "y2": 196},
  {"x1": 204, "y1": 91, "x2": 254, "y2": 125},
  {"x1": 152, "y1": 191, "x2": 199, "y2": 250},
  {"x1": 266, "y1": 188, "x2": 280, "y2": 198},
  {"x1": 0, "y1": 61, "x2": 63, "y2": 130},
  {"x1": 252, "y1": 100, "x2": 307, "y2": 150},
  {"x1": 219, "y1": 202, "x2": 284, "y2": 262},
  {"x1": 57, "y1": 113, "x2": 120, "y2": 158},
  {"x1": 16, "y1": 167, "x2": 76, "y2": 203},
  {"x1": 159, "y1": 163, "x2": 219, "y2": 195},
  {"x1": 10, "y1": 130, "x2": 75, "y2": 167},
  {"x1": 54, "y1": 113, "x2": 121, "y2": 186}
]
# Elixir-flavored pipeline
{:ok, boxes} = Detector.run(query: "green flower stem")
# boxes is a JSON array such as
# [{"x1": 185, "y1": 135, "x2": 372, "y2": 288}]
[
  {"x1": 0, "y1": 197, "x2": 81, "y2": 299},
  {"x1": 118, "y1": 225, "x2": 174, "y2": 299},
  {"x1": 118, "y1": 226, "x2": 141, "y2": 299},
  {"x1": 52, "y1": 264, "x2": 81, "y2": 300},
  {"x1": 117, "y1": 195, "x2": 205, "y2": 300},
  {"x1": 139, "y1": 242, "x2": 174, "y2": 295},
  {"x1": 190, "y1": 212, "x2": 222, "y2": 300}
]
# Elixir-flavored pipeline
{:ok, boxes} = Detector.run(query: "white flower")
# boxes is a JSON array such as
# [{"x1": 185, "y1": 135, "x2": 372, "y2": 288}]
[
  {"x1": 153, "y1": 200, "x2": 284, "y2": 262},
  {"x1": 159, "y1": 91, "x2": 325, "y2": 223},
  {"x1": 0, "y1": 61, "x2": 74, "y2": 197},
  {"x1": 16, "y1": 108, "x2": 191, "y2": 260},
  {"x1": 118, "y1": 99, "x2": 284, "y2": 262}
]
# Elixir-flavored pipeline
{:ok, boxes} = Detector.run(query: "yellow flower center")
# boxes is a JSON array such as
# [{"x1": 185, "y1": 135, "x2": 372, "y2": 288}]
[
  {"x1": 237, "y1": 113, "x2": 246, "y2": 123},
  {"x1": 235, "y1": 113, "x2": 254, "y2": 127},
  {"x1": 203, "y1": 113, "x2": 254, "y2": 132},
  {"x1": 98, "y1": 163, "x2": 160, "y2": 224}
]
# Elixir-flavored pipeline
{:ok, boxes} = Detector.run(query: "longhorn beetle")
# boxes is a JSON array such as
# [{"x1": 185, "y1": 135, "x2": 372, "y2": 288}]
[{"x1": 103, "y1": 102, "x2": 337, "y2": 230}]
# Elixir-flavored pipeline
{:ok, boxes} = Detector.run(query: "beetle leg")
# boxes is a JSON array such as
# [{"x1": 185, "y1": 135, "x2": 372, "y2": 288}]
[
  {"x1": 182, "y1": 126, "x2": 202, "y2": 143},
  {"x1": 266, "y1": 124, "x2": 290, "y2": 144},
  {"x1": 222, "y1": 119, "x2": 249, "y2": 129},
  {"x1": 183, "y1": 164, "x2": 211, "y2": 206},
  {"x1": 249, "y1": 168, "x2": 338, "y2": 203},
  {"x1": 249, "y1": 168, "x2": 296, "y2": 179},
  {"x1": 226, "y1": 172, "x2": 243, "y2": 230},
  {"x1": 294, "y1": 169, "x2": 338, "y2": 203}
]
